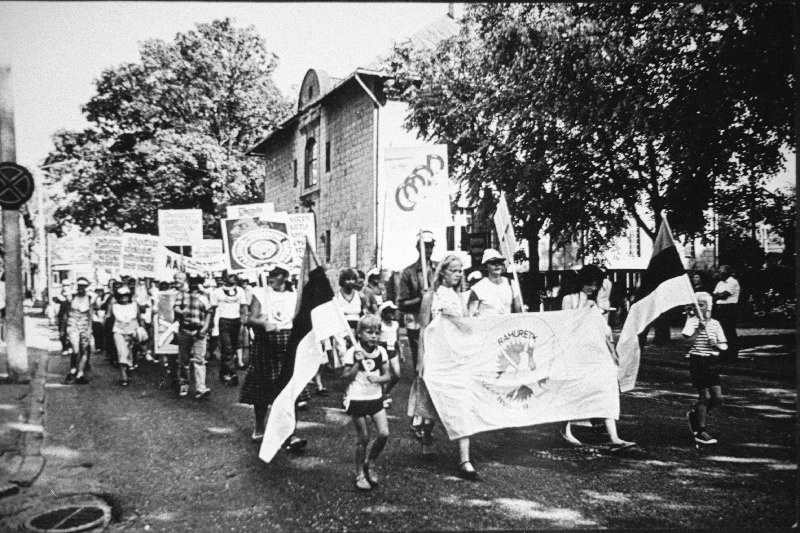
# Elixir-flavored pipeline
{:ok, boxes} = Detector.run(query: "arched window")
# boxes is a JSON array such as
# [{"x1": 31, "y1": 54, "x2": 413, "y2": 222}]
[{"x1": 305, "y1": 138, "x2": 318, "y2": 188}]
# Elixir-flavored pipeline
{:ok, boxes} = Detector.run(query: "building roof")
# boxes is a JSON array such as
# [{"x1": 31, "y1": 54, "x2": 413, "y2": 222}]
[{"x1": 247, "y1": 14, "x2": 461, "y2": 157}]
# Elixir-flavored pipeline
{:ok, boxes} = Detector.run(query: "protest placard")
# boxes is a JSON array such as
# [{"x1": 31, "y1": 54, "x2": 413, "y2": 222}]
[
  {"x1": 287, "y1": 213, "x2": 316, "y2": 266},
  {"x1": 52, "y1": 235, "x2": 93, "y2": 266},
  {"x1": 121, "y1": 233, "x2": 161, "y2": 278},
  {"x1": 92, "y1": 235, "x2": 123, "y2": 271},
  {"x1": 185, "y1": 239, "x2": 227, "y2": 274},
  {"x1": 221, "y1": 216, "x2": 296, "y2": 273},
  {"x1": 157, "y1": 209, "x2": 203, "y2": 246},
  {"x1": 226, "y1": 203, "x2": 275, "y2": 219}
]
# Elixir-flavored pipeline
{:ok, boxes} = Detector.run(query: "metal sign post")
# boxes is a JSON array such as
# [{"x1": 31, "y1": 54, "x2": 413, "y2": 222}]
[{"x1": 0, "y1": 65, "x2": 31, "y2": 382}]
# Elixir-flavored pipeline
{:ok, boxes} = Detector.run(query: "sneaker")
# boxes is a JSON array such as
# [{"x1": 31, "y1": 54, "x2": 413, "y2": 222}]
[
  {"x1": 178, "y1": 384, "x2": 189, "y2": 397},
  {"x1": 694, "y1": 430, "x2": 717, "y2": 445},
  {"x1": 383, "y1": 398, "x2": 393, "y2": 410},
  {"x1": 354, "y1": 474, "x2": 372, "y2": 491},
  {"x1": 686, "y1": 410, "x2": 697, "y2": 434},
  {"x1": 363, "y1": 463, "x2": 379, "y2": 487},
  {"x1": 284, "y1": 435, "x2": 308, "y2": 453},
  {"x1": 64, "y1": 373, "x2": 76, "y2": 384},
  {"x1": 251, "y1": 431, "x2": 264, "y2": 443},
  {"x1": 410, "y1": 424, "x2": 425, "y2": 443},
  {"x1": 560, "y1": 429, "x2": 582, "y2": 447},
  {"x1": 74, "y1": 375, "x2": 89, "y2": 385},
  {"x1": 195, "y1": 389, "x2": 211, "y2": 400},
  {"x1": 296, "y1": 400, "x2": 309, "y2": 410}
]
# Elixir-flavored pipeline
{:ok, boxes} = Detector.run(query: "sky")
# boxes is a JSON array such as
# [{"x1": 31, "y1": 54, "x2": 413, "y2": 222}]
[
  {"x1": 0, "y1": 2, "x2": 451, "y2": 170},
  {"x1": 0, "y1": 2, "x2": 794, "y2": 190}
]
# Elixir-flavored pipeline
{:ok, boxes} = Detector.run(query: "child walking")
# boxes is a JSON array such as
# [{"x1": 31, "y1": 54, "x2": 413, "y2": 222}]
[
  {"x1": 342, "y1": 315, "x2": 391, "y2": 491},
  {"x1": 683, "y1": 292, "x2": 728, "y2": 445}
]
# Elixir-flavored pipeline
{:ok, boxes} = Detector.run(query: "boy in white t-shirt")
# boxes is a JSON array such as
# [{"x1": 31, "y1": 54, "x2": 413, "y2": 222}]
[
  {"x1": 210, "y1": 274, "x2": 248, "y2": 386},
  {"x1": 342, "y1": 314, "x2": 391, "y2": 491}
]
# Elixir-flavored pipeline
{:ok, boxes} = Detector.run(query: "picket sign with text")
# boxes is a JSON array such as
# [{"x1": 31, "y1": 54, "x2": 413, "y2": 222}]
[
  {"x1": 158, "y1": 209, "x2": 203, "y2": 246},
  {"x1": 226, "y1": 203, "x2": 275, "y2": 219},
  {"x1": 120, "y1": 233, "x2": 161, "y2": 278}
]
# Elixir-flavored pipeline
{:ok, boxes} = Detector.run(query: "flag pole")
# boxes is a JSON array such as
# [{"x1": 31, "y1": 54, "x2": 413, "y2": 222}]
[
  {"x1": 661, "y1": 213, "x2": 703, "y2": 319},
  {"x1": 306, "y1": 235, "x2": 358, "y2": 347},
  {"x1": 419, "y1": 229, "x2": 429, "y2": 291}
]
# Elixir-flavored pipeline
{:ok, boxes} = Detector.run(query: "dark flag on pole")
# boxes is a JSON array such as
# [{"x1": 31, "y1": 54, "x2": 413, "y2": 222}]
[
  {"x1": 259, "y1": 240, "x2": 350, "y2": 463},
  {"x1": 616, "y1": 216, "x2": 697, "y2": 392}
]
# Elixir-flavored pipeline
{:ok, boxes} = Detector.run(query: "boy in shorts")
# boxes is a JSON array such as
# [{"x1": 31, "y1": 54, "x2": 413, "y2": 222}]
[
  {"x1": 683, "y1": 292, "x2": 728, "y2": 445},
  {"x1": 342, "y1": 315, "x2": 391, "y2": 491}
]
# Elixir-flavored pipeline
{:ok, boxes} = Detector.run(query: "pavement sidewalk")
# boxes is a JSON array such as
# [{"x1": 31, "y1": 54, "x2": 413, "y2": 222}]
[{"x1": 0, "y1": 307, "x2": 58, "y2": 496}]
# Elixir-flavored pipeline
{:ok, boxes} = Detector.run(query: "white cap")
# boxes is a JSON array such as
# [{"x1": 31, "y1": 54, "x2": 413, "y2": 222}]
[
  {"x1": 366, "y1": 268, "x2": 380, "y2": 279},
  {"x1": 420, "y1": 231, "x2": 436, "y2": 244},
  {"x1": 481, "y1": 249, "x2": 505, "y2": 265},
  {"x1": 378, "y1": 301, "x2": 397, "y2": 313}
]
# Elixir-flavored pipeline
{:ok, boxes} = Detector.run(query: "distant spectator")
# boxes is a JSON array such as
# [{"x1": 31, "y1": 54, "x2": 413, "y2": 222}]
[{"x1": 712, "y1": 265, "x2": 740, "y2": 362}]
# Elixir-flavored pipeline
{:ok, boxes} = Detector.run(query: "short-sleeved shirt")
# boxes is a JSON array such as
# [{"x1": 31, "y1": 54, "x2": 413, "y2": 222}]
[
  {"x1": 335, "y1": 289, "x2": 362, "y2": 323},
  {"x1": 343, "y1": 343, "x2": 388, "y2": 401},
  {"x1": 252, "y1": 287, "x2": 296, "y2": 331},
  {"x1": 431, "y1": 286, "x2": 466, "y2": 318},
  {"x1": 714, "y1": 277, "x2": 740, "y2": 305},
  {"x1": 682, "y1": 318, "x2": 727, "y2": 357},
  {"x1": 379, "y1": 320, "x2": 399, "y2": 349},
  {"x1": 470, "y1": 277, "x2": 513, "y2": 316},
  {"x1": 211, "y1": 286, "x2": 247, "y2": 319},
  {"x1": 174, "y1": 290, "x2": 211, "y2": 330}
]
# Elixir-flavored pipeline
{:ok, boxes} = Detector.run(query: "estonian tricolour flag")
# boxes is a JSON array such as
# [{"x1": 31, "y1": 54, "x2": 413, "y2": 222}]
[
  {"x1": 259, "y1": 241, "x2": 351, "y2": 463},
  {"x1": 616, "y1": 216, "x2": 696, "y2": 392}
]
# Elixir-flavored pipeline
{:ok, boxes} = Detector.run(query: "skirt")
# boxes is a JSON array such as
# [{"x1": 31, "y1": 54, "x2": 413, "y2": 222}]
[
  {"x1": 407, "y1": 376, "x2": 439, "y2": 420},
  {"x1": 239, "y1": 329, "x2": 312, "y2": 407}
]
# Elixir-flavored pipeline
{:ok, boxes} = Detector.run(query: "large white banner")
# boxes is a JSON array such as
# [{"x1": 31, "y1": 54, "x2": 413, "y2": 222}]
[
  {"x1": 379, "y1": 144, "x2": 451, "y2": 271},
  {"x1": 422, "y1": 308, "x2": 620, "y2": 440},
  {"x1": 158, "y1": 209, "x2": 203, "y2": 246},
  {"x1": 120, "y1": 233, "x2": 161, "y2": 278}
]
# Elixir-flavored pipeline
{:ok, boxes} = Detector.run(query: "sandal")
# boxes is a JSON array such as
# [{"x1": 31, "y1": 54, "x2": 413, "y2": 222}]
[
  {"x1": 608, "y1": 441, "x2": 636, "y2": 452},
  {"x1": 458, "y1": 461, "x2": 479, "y2": 481},
  {"x1": 120, "y1": 379, "x2": 130, "y2": 387}
]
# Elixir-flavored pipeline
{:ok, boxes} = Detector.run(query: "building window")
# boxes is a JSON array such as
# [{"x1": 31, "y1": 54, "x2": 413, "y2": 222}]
[
  {"x1": 325, "y1": 141, "x2": 331, "y2": 172},
  {"x1": 305, "y1": 138, "x2": 318, "y2": 188},
  {"x1": 629, "y1": 226, "x2": 641, "y2": 257},
  {"x1": 685, "y1": 238, "x2": 696, "y2": 258},
  {"x1": 293, "y1": 159, "x2": 298, "y2": 187},
  {"x1": 325, "y1": 229, "x2": 332, "y2": 263}
]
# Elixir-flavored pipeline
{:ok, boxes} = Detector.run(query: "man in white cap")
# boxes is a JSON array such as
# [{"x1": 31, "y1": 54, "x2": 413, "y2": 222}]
[
  {"x1": 397, "y1": 231, "x2": 437, "y2": 371},
  {"x1": 466, "y1": 249, "x2": 522, "y2": 316}
]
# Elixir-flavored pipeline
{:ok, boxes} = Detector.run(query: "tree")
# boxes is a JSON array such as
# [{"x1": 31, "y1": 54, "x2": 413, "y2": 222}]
[
  {"x1": 44, "y1": 18, "x2": 293, "y2": 237},
  {"x1": 382, "y1": 3, "x2": 794, "y2": 301}
]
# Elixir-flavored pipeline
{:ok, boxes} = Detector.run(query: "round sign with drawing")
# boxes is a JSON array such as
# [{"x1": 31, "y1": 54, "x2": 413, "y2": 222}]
[{"x1": 230, "y1": 225, "x2": 293, "y2": 270}]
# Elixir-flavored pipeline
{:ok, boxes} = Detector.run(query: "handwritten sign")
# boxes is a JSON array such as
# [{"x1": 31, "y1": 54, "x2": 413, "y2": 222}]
[
  {"x1": 226, "y1": 203, "x2": 275, "y2": 220},
  {"x1": 121, "y1": 233, "x2": 161, "y2": 278},
  {"x1": 158, "y1": 209, "x2": 203, "y2": 246},
  {"x1": 287, "y1": 213, "x2": 316, "y2": 264},
  {"x1": 92, "y1": 235, "x2": 123, "y2": 271},
  {"x1": 185, "y1": 240, "x2": 226, "y2": 274}
]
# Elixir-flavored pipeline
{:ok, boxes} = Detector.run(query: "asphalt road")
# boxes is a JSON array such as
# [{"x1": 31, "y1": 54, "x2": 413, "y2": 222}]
[{"x1": 31, "y1": 329, "x2": 797, "y2": 532}]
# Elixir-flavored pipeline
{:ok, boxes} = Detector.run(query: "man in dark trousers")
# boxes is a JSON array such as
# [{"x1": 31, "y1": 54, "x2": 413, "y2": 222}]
[
  {"x1": 397, "y1": 231, "x2": 437, "y2": 437},
  {"x1": 712, "y1": 265, "x2": 740, "y2": 361}
]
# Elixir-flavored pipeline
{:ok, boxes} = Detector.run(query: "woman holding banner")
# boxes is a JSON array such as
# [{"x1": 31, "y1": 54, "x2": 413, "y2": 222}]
[
  {"x1": 560, "y1": 266, "x2": 635, "y2": 451},
  {"x1": 466, "y1": 249, "x2": 522, "y2": 317},
  {"x1": 239, "y1": 265, "x2": 308, "y2": 451},
  {"x1": 411, "y1": 254, "x2": 479, "y2": 480}
]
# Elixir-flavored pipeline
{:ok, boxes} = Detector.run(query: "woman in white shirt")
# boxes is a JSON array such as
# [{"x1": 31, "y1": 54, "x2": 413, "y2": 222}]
[
  {"x1": 334, "y1": 268, "x2": 366, "y2": 331},
  {"x1": 239, "y1": 265, "x2": 307, "y2": 451},
  {"x1": 467, "y1": 249, "x2": 522, "y2": 317}
]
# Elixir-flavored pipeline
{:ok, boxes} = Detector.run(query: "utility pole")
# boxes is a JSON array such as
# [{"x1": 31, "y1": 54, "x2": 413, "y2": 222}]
[{"x1": 0, "y1": 65, "x2": 29, "y2": 382}]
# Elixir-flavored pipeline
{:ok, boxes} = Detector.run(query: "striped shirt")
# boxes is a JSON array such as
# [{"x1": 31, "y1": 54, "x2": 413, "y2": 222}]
[{"x1": 682, "y1": 317, "x2": 727, "y2": 357}]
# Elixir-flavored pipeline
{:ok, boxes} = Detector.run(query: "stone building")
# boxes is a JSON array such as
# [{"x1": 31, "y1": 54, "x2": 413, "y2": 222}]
[{"x1": 248, "y1": 16, "x2": 461, "y2": 282}]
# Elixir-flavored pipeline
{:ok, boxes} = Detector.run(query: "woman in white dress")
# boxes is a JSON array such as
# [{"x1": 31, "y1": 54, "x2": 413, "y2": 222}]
[{"x1": 412, "y1": 254, "x2": 479, "y2": 480}]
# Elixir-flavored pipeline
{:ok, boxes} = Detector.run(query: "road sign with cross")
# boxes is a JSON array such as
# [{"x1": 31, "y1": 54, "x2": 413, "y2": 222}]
[{"x1": 0, "y1": 162, "x2": 34, "y2": 209}]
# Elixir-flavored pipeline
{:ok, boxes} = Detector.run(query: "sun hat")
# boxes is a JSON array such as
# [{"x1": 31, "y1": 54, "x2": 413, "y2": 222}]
[
  {"x1": 481, "y1": 249, "x2": 505, "y2": 265},
  {"x1": 419, "y1": 231, "x2": 436, "y2": 244}
]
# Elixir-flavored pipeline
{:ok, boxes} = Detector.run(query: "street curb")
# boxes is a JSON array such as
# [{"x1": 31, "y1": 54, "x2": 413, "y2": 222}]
[
  {"x1": 1, "y1": 347, "x2": 49, "y2": 489},
  {"x1": 641, "y1": 357, "x2": 794, "y2": 381}
]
